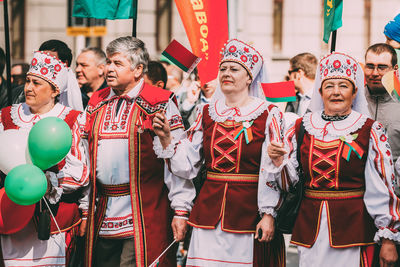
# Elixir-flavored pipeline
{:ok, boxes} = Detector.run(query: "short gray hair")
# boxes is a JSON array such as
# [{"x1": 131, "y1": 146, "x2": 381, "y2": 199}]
[
  {"x1": 106, "y1": 36, "x2": 149, "y2": 73},
  {"x1": 81, "y1": 47, "x2": 107, "y2": 65}
]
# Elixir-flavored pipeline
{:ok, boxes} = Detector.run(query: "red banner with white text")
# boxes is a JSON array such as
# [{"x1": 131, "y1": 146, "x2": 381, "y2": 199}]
[{"x1": 174, "y1": 0, "x2": 228, "y2": 85}]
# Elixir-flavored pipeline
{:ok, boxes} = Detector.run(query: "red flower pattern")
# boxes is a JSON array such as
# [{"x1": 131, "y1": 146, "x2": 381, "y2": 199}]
[
  {"x1": 346, "y1": 69, "x2": 351, "y2": 76},
  {"x1": 380, "y1": 135, "x2": 387, "y2": 142},
  {"x1": 353, "y1": 64, "x2": 357, "y2": 71},
  {"x1": 244, "y1": 47, "x2": 249, "y2": 53},
  {"x1": 241, "y1": 55, "x2": 248, "y2": 62},
  {"x1": 45, "y1": 58, "x2": 51, "y2": 64},
  {"x1": 324, "y1": 68, "x2": 329, "y2": 76},
  {"x1": 346, "y1": 59, "x2": 351, "y2": 65},
  {"x1": 31, "y1": 58, "x2": 37, "y2": 66},
  {"x1": 252, "y1": 55, "x2": 258, "y2": 63},
  {"x1": 333, "y1": 60, "x2": 341, "y2": 69},
  {"x1": 54, "y1": 64, "x2": 61, "y2": 72},
  {"x1": 229, "y1": 46, "x2": 236, "y2": 53},
  {"x1": 40, "y1": 67, "x2": 48, "y2": 75}
]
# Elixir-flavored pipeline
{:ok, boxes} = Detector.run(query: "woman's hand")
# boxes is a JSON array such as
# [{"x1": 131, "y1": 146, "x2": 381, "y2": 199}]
[
  {"x1": 152, "y1": 112, "x2": 172, "y2": 149},
  {"x1": 255, "y1": 213, "x2": 275, "y2": 242},
  {"x1": 380, "y1": 238, "x2": 398, "y2": 267},
  {"x1": 267, "y1": 140, "x2": 287, "y2": 167}
]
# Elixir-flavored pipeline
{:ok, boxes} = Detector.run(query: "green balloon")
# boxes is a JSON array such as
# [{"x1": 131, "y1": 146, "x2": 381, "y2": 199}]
[
  {"x1": 28, "y1": 117, "x2": 72, "y2": 170},
  {"x1": 4, "y1": 164, "x2": 47, "y2": 205}
]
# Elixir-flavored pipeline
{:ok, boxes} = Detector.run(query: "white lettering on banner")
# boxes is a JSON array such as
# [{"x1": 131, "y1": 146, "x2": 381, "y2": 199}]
[
  {"x1": 190, "y1": 0, "x2": 209, "y2": 59},
  {"x1": 190, "y1": 0, "x2": 203, "y2": 10}
]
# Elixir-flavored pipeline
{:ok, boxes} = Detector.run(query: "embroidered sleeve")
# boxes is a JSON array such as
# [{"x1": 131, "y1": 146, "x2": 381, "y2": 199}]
[
  {"x1": 153, "y1": 98, "x2": 185, "y2": 158},
  {"x1": 258, "y1": 106, "x2": 287, "y2": 217},
  {"x1": 364, "y1": 122, "x2": 400, "y2": 243},
  {"x1": 56, "y1": 112, "x2": 90, "y2": 193},
  {"x1": 164, "y1": 164, "x2": 196, "y2": 213},
  {"x1": 154, "y1": 102, "x2": 204, "y2": 180}
]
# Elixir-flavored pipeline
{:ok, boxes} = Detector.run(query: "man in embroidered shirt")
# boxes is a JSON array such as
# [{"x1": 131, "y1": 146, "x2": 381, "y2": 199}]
[
  {"x1": 84, "y1": 36, "x2": 195, "y2": 267},
  {"x1": 364, "y1": 43, "x2": 400, "y2": 159},
  {"x1": 285, "y1": 52, "x2": 317, "y2": 117}
]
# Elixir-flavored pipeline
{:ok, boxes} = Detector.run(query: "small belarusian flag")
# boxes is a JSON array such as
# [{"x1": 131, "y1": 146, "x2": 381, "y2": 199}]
[
  {"x1": 382, "y1": 70, "x2": 400, "y2": 102},
  {"x1": 261, "y1": 81, "x2": 296, "y2": 103},
  {"x1": 162, "y1": 40, "x2": 201, "y2": 74}
]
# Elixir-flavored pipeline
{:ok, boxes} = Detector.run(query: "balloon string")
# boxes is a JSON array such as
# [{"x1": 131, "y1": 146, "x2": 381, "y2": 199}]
[{"x1": 42, "y1": 197, "x2": 67, "y2": 249}]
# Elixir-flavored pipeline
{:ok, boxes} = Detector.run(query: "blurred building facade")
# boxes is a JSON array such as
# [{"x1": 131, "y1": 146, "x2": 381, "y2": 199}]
[{"x1": 0, "y1": 0, "x2": 399, "y2": 82}]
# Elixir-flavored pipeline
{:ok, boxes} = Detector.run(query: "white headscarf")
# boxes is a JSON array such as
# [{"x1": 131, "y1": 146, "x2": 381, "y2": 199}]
[
  {"x1": 212, "y1": 39, "x2": 268, "y2": 101},
  {"x1": 28, "y1": 51, "x2": 83, "y2": 111},
  {"x1": 309, "y1": 52, "x2": 370, "y2": 116}
]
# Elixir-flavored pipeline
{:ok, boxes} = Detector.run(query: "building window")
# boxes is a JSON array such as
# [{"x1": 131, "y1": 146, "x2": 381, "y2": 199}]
[
  {"x1": 273, "y1": 0, "x2": 284, "y2": 52},
  {"x1": 156, "y1": 0, "x2": 172, "y2": 52},
  {"x1": 11, "y1": 0, "x2": 25, "y2": 60}
]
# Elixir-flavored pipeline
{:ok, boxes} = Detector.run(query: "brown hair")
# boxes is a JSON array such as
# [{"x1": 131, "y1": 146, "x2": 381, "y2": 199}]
[
  {"x1": 365, "y1": 43, "x2": 397, "y2": 67},
  {"x1": 289, "y1": 53, "x2": 318, "y2": 79}
]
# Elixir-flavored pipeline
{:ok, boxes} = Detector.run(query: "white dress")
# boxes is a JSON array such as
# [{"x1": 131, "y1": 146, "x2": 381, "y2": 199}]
[
  {"x1": 154, "y1": 97, "x2": 285, "y2": 266},
  {"x1": 0, "y1": 103, "x2": 90, "y2": 267},
  {"x1": 274, "y1": 111, "x2": 400, "y2": 267}
]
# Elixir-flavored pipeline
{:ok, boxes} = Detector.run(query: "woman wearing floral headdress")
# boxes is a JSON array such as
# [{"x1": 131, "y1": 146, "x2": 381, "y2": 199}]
[
  {"x1": 268, "y1": 52, "x2": 400, "y2": 267},
  {"x1": 0, "y1": 51, "x2": 89, "y2": 266},
  {"x1": 152, "y1": 39, "x2": 286, "y2": 266}
]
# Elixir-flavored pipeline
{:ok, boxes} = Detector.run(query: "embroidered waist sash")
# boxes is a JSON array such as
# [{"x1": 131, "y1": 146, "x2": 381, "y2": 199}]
[
  {"x1": 304, "y1": 189, "x2": 365, "y2": 200},
  {"x1": 97, "y1": 183, "x2": 130, "y2": 197},
  {"x1": 206, "y1": 171, "x2": 258, "y2": 183}
]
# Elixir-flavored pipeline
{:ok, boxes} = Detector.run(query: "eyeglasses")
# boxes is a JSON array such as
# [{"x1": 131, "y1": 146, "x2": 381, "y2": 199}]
[
  {"x1": 288, "y1": 68, "x2": 300, "y2": 75},
  {"x1": 364, "y1": 64, "x2": 391, "y2": 74}
]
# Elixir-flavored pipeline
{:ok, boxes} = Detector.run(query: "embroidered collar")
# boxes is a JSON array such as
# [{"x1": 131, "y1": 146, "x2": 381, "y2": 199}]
[
  {"x1": 303, "y1": 110, "x2": 368, "y2": 138},
  {"x1": 10, "y1": 103, "x2": 71, "y2": 129},
  {"x1": 106, "y1": 78, "x2": 144, "y2": 101},
  {"x1": 321, "y1": 111, "x2": 350, "y2": 121},
  {"x1": 208, "y1": 97, "x2": 269, "y2": 122}
]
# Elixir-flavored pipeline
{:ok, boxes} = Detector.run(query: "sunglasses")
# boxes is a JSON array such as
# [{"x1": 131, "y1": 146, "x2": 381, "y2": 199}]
[{"x1": 288, "y1": 68, "x2": 300, "y2": 75}]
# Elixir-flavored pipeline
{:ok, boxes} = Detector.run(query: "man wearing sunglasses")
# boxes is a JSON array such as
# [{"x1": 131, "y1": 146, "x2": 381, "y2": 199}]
[
  {"x1": 365, "y1": 43, "x2": 400, "y2": 160},
  {"x1": 285, "y1": 52, "x2": 317, "y2": 117}
]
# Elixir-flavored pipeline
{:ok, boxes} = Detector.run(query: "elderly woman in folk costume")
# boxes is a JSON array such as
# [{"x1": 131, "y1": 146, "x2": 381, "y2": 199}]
[
  {"x1": 268, "y1": 52, "x2": 400, "y2": 267},
  {"x1": 0, "y1": 51, "x2": 89, "y2": 266},
  {"x1": 152, "y1": 39, "x2": 286, "y2": 266}
]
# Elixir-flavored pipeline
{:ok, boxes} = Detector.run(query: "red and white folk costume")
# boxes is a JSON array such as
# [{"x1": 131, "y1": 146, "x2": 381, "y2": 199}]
[
  {"x1": 154, "y1": 39, "x2": 286, "y2": 267},
  {"x1": 84, "y1": 79, "x2": 195, "y2": 267},
  {"x1": 0, "y1": 51, "x2": 89, "y2": 266},
  {"x1": 273, "y1": 52, "x2": 400, "y2": 267}
]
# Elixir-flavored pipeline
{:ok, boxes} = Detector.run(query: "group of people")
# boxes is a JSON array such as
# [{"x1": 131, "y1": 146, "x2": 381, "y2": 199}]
[{"x1": 0, "y1": 15, "x2": 398, "y2": 267}]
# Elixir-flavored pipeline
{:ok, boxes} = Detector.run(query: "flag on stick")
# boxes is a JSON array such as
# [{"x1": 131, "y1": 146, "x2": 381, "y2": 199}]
[
  {"x1": 72, "y1": 0, "x2": 137, "y2": 20},
  {"x1": 261, "y1": 81, "x2": 296, "y2": 103},
  {"x1": 323, "y1": 0, "x2": 343, "y2": 43},
  {"x1": 162, "y1": 40, "x2": 201, "y2": 74},
  {"x1": 382, "y1": 70, "x2": 400, "y2": 101}
]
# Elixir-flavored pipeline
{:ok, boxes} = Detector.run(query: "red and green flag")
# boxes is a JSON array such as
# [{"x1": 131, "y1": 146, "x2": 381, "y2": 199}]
[
  {"x1": 72, "y1": 0, "x2": 137, "y2": 20},
  {"x1": 261, "y1": 81, "x2": 296, "y2": 103},
  {"x1": 323, "y1": 0, "x2": 343, "y2": 43},
  {"x1": 162, "y1": 39, "x2": 201, "y2": 74}
]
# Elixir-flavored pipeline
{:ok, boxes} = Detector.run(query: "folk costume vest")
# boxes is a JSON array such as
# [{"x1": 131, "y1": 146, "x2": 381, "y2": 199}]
[
  {"x1": 291, "y1": 117, "x2": 377, "y2": 248},
  {"x1": 0, "y1": 105, "x2": 82, "y2": 234},
  {"x1": 84, "y1": 84, "x2": 179, "y2": 267},
  {"x1": 188, "y1": 104, "x2": 274, "y2": 233}
]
